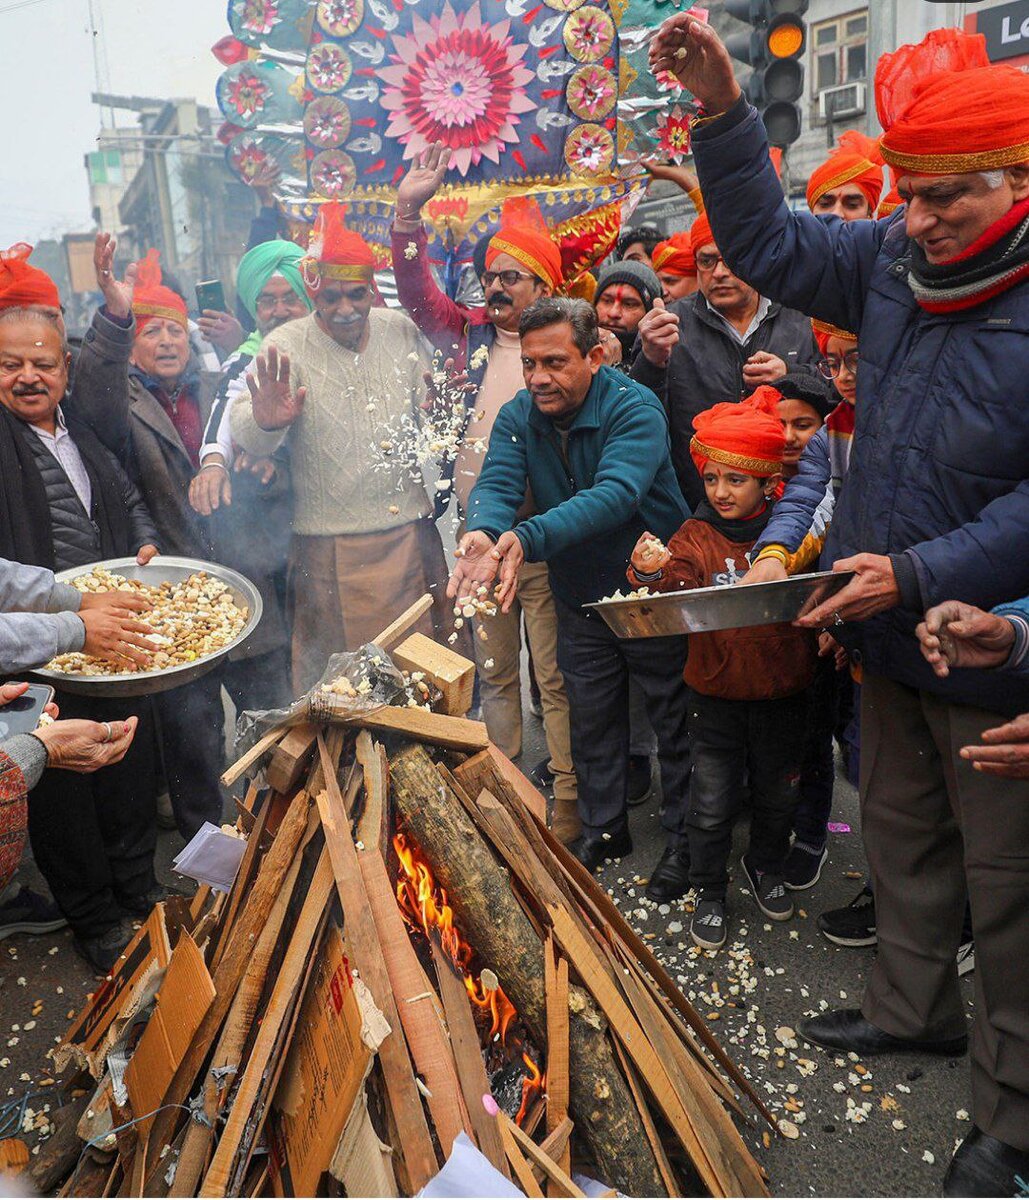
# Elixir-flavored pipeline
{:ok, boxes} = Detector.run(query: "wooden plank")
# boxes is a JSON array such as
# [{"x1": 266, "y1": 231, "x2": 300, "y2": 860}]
[
  {"x1": 209, "y1": 787, "x2": 276, "y2": 972},
  {"x1": 611, "y1": 1040, "x2": 680, "y2": 1199},
  {"x1": 497, "y1": 1110, "x2": 585, "y2": 1199},
  {"x1": 372, "y1": 592, "x2": 433, "y2": 651},
  {"x1": 354, "y1": 731, "x2": 389, "y2": 857},
  {"x1": 359, "y1": 851, "x2": 471, "y2": 1158},
  {"x1": 314, "y1": 737, "x2": 438, "y2": 1194},
  {"x1": 538, "y1": 1117, "x2": 572, "y2": 1165},
  {"x1": 543, "y1": 936, "x2": 571, "y2": 1189},
  {"x1": 220, "y1": 726, "x2": 286, "y2": 788},
  {"x1": 528, "y1": 807, "x2": 774, "y2": 1127},
  {"x1": 392, "y1": 632, "x2": 475, "y2": 716},
  {"x1": 498, "y1": 1118, "x2": 544, "y2": 1198},
  {"x1": 430, "y1": 940, "x2": 510, "y2": 1178},
  {"x1": 199, "y1": 850, "x2": 334, "y2": 1196},
  {"x1": 142, "y1": 789, "x2": 312, "y2": 1167},
  {"x1": 334, "y1": 704, "x2": 488, "y2": 751},
  {"x1": 266, "y1": 723, "x2": 319, "y2": 794},
  {"x1": 305, "y1": 724, "x2": 345, "y2": 797},
  {"x1": 487, "y1": 744, "x2": 547, "y2": 824},
  {"x1": 549, "y1": 904, "x2": 761, "y2": 1199}
]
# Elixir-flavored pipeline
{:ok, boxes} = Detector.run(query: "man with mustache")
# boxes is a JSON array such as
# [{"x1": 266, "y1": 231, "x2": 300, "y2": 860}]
[
  {"x1": 231, "y1": 204, "x2": 450, "y2": 691},
  {"x1": 391, "y1": 143, "x2": 579, "y2": 844}
]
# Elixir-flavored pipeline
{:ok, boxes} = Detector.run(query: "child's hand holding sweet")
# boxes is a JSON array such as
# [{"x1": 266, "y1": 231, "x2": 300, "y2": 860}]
[{"x1": 631, "y1": 532, "x2": 671, "y2": 575}]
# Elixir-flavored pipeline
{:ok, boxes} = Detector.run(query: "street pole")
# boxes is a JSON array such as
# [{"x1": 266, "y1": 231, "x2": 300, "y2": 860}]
[{"x1": 865, "y1": 0, "x2": 896, "y2": 137}]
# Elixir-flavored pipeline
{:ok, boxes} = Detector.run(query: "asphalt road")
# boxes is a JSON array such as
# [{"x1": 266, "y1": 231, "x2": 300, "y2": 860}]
[{"x1": 0, "y1": 701, "x2": 974, "y2": 1195}]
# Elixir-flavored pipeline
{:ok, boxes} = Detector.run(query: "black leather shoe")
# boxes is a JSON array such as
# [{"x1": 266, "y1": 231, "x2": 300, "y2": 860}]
[
  {"x1": 943, "y1": 1127, "x2": 1029, "y2": 1197},
  {"x1": 800, "y1": 1009, "x2": 968, "y2": 1057},
  {"x1": 73, "y1": 919, "x2": 135, "y2": 975},
  {"x1": 645, "y1": 844, "x2": 691, "y2": 903},
  {"x1": 626, "y1": 755, "x2": 652, "y2": 806},
  {"x1": 569, "y1": 828, "x2": 633, "y2": 873}
]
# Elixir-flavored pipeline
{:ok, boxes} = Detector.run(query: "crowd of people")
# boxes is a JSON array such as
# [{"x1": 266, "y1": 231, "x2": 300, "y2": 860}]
[{"x1": 0, "y1": 14, "x2": 1027, "y2": 1194}]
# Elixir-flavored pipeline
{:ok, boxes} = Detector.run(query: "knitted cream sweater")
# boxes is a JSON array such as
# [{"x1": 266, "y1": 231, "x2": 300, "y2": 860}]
[{"x1": 230, "y1": 309, "x2": 431, "y2": 536}]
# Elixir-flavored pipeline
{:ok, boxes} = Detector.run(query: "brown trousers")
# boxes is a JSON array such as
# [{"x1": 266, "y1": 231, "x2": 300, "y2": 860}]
[
  {"x1": 289, "y1": 520, "x2": 452, "y2": 693},
  {"x1": 859, "y1": 673, "x2": 1029, "y2": 1149}
]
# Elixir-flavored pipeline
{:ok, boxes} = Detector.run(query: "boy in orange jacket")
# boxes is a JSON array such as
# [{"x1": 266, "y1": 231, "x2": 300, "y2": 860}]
[{"x1": 629, "y1": 398, "x2": 816, "y2": 948}]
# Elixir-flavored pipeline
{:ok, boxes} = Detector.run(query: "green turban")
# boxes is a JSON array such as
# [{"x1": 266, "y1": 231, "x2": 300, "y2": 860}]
[{"x1": 235, "y1": 239, "x2": 311, "y2": 354}]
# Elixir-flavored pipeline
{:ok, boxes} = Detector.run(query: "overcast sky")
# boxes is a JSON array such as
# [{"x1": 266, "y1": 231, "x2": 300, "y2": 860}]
[{"x1": 0, "y1": 0, "x2": 224, "y2": 248}]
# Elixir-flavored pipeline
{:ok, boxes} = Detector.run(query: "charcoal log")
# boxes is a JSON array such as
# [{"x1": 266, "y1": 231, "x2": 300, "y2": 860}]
[{"x1": 390, "y1": 744, "x2": 667, "y2": 1197}]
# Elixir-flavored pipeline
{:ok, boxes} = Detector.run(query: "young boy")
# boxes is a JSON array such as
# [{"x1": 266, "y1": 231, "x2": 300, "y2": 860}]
[
  {"x1": 769, "y1": 373, "x2": 838, "y2": 480},
  {"x1": 629, "y1": 399, "x2": 817, "y2": 949}
]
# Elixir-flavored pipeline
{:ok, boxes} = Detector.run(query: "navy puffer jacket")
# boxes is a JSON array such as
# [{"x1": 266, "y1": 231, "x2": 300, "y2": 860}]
[{"x1": 693, "y1": 99, "x2": 1029, "y2": 714}]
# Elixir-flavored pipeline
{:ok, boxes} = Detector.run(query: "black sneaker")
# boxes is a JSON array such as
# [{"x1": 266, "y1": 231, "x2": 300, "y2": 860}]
[
  {"x1": 529, "y1": 758, "x2": 555, "y2": 793},
  {"x1": 73, "y1": 919, "x2": 135, "y2": 975},
  {"x1": 741, "y1": 855, "x2": 794, "y2": 921},
  {"x1": 120, "y1": 884, "x2": 183, "y2": 920},
  {"x1": 626, "y1": 755, "x2": 652, "y2": 807},
  {"x1": 0, "y1": 885, "x2": 68, "y2": 940},
  {"x1": 817, "y1": 884, "x2": 877, "y2": 947},
  {"x1": 784, "y1": 843, "x2": 828, "y2": 891},
  {"x1": 691, "y1": 895, "x2": 727, "y2": 950}
]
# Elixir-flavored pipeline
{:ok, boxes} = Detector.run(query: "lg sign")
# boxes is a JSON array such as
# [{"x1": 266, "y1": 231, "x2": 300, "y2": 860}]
[{"x1": 972, "y1": 0, "x2": 1029, "y2": 63}]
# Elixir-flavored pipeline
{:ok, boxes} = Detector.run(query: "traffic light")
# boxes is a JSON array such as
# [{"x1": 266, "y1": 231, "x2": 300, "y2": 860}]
[{"x1": 724, "y1": 0, "x2": 808, "y2": 147}]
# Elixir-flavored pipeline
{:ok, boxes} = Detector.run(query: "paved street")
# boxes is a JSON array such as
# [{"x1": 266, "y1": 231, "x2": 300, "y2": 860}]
[{"x1": 0, "y1": 697, "x2": 974, "y2": 1195}]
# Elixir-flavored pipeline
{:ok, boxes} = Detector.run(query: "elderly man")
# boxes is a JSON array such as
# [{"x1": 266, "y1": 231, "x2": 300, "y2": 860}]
[
  {"x1": 189, "y1": 240, "x2": 312, "y2": 713},
  {"x1": 0, "y1": 308, "x2": 162, "y2": 972},
  {"x1": 806, "y1": 131, "x2": 884, "y2": 222},
  {"x1": 653, "y1": 17, "x2": 1029, "y2": 1191},
  {"x1": 449, "y1": 297, "x2": 693, "y2": 897},
  {"x1": 231, "y1": 204, "x2": 449, "y2": 692},
  {"x1": 391, "y1": 145, "x2": 578, "y2": 841},
  {"x1": 631, "y1": 211, "x2": 819, "y2": 509}
]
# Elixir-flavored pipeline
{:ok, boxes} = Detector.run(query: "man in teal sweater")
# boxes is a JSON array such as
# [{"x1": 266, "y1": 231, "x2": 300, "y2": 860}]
[{"x1": 449, "y1": 297, "x2": 694, "y2": 900}]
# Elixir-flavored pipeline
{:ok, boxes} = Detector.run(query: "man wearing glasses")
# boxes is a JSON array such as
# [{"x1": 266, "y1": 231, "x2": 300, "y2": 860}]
[
  {"x1": 389, "y1": 142, "x2": 579, "y2": 843},
  {"x1": 632, "y1": 211, "x2": 820, "y2": 509}
]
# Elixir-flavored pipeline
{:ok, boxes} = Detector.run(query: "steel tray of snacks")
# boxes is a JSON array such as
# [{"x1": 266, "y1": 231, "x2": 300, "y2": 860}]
[
  {"x1": 32, "y1": 557, "x2": 263, "y2": 697},
  {"x1": 586, "y1": 570, "x2": 856, "y2": 638}
]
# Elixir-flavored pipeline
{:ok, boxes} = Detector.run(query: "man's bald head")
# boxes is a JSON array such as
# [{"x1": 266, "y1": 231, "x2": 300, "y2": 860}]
[{"x1": 0, "y1": 308, "x2": 70, "y2": 432}]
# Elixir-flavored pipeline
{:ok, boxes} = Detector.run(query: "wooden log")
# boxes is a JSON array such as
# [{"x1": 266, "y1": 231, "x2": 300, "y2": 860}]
[
  {"x1": 265, "y1": 723, "x2": 319, "y2": 794},
  {"x1": 220, "y1": 726, "x2": 286, "y2": 788},
  {"x1": 544, "y1": 936, "x2": 571, "y2": 1189},
  {"x1": 355, "y1": 731, "x2": 389, "y2": 856},
  {"x1": 331, "y1": 704, "x2": 489, "y2": 752},
  {"x1": 430, "y1": 941, "x2": 510, "y2": 1178},
  {"x1": 315, "y1": 739, "x2": 438, "y2": 1194},
  {"x1": 390, "y1": 745, "x2": 666, "y2": 1197},
  {"x1": 29, "y1": 1095, "x2": 89, "y2": 1195},
  {"x1": 392, "y1": 632, "x2": 475, "y2": 716},
  {"x1": 372, "y1": 593, "x2": 433, "y2": 651}
]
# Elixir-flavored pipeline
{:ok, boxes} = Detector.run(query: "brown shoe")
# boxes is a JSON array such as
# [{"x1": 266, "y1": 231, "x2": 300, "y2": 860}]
[{"x1": 550, "y1": 798, "x2": 582, "y2": 845}]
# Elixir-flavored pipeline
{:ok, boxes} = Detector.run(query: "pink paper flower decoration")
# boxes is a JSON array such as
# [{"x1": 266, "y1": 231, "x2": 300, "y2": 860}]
[
  {"x1": 380, "y1": 1, "x2": 536, "y2": 176},
  {"x1": 234, "y1": 0, "x2": 281, "y2": 37},
  {"x1": 226, "y1": 69, "x2": 272, "y2": 120},
  {"x1": 655, "y1": 105, "x2": 692, "y2": 161}
]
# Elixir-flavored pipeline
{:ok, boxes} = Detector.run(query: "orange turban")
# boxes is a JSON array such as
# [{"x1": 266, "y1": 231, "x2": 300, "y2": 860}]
[
  {"x1": 0, "y1": 243, "x2": 61, "y2": 311},
  {"x1": 811, "y1": 317, "x2": 858, "y2": 357},
  {"x1": 690, "y1": 399, "x2": 785, "y2": 478},
  {"x1": 877, "y1": 184, "x2": 902, "y2": 218},
  {"x1": 652, "y1": 232, "x2": 696, "y2": 278},
  {"x1": 303, "y1": 202, "x2": 376, "y2": 287},
  {"x1": 131, "y1": 250, "x2": 188, "y2": 330},
  {"x1": 487, "y1": 197, "x2": 562, "y2": 291},
  {"x1": 876, "y1": 28, "x2": 1029, "y2": 175},
  {"x1": 806, "y1": 130, "x2": 884, "y2": 213},
  {"x1": 689, "y1": 213, "x2": 715, "y2": 256}
]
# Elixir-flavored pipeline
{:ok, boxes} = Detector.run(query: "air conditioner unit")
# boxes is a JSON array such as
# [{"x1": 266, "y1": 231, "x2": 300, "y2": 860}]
[{"x1": 818, "y1": 81, "x2": 867, "y2": 120}]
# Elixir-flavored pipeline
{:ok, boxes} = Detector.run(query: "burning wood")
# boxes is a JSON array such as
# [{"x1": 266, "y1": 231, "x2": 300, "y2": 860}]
[{"x1": 36, "y1": 597, "x2": 774, "y2": 1198}]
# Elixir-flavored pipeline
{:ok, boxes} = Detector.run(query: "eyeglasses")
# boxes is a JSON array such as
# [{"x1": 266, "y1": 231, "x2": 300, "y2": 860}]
[
  {"x1": 482, "y1": 269, "x2": 536, "y2": 288},
  {"x1": 817, "y1": 350, "x2": 860, "y2": 378},
  {"x1": 695, "y1": 252, "x2": 725, "y2": 271},
  {"x1": 256, "y1": 293, "x2": 307, "y2": 312}
]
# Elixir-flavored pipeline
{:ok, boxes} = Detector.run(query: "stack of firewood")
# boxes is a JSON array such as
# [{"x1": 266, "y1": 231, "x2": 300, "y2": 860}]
[{"x1": 39, "y1": 597, "x2": 776, "y2": 1198}]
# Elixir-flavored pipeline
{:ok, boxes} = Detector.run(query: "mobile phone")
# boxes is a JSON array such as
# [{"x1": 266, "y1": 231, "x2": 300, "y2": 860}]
[
  {"x1": 195, "y1": 280, "x2": 227, "y2": 315},
  {"x1": 0, "y1": 684, "x2": 55, "y2": 739}
]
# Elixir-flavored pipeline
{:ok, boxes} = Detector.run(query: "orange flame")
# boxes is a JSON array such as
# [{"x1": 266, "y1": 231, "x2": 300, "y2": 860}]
[{"x1": 393, "y1": 832, "x2": 543, "y2": 1124}]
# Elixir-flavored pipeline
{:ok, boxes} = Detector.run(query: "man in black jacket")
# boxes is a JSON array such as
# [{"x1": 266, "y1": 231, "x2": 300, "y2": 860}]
[
  {"x1": 631, "y1": 211, "x2": 819, "y2": 508},
  {"x1": 0, "y1": 308, "x2": 163, "y2": 973}
]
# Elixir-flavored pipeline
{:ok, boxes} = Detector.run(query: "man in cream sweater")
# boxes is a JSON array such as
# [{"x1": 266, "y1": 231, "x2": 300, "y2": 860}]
[{"x1": 230, "y1": 205, "x2": 449, "y2": 691}]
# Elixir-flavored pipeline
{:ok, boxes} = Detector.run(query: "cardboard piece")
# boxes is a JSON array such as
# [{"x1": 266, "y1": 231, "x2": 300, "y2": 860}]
[
  {"x1": 268, "y1": 923, "x2": 372, "y2": 1198},
  {"x1": 329, "y1": 1086, "x2": 398, "y2": 1197},
  {"x1": 125, "y1": 933, "x2": 216, "y2": 1139}
]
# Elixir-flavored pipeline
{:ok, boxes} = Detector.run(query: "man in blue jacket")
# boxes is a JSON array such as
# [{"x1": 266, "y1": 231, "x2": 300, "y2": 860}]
[
  {"x1": 649, "y1": 15, "x2": 1029, "y2": 1194},
  {"x1": 448, "y1": 297, "x2": 694, "y2": 901}
]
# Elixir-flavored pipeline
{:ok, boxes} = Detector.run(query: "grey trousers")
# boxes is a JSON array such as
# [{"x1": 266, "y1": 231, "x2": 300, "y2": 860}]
[{"x1": 859, "y1": 673, "x2": 1029, "y2": 1150}]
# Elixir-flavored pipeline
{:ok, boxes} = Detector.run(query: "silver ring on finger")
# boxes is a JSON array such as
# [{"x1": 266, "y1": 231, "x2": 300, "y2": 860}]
[
  {"x1": 833, "y1": 611, "x2": 845, "y2": 627},
  {"x1": 101, "y1": 721, "x2": 114, "y2": 743}
]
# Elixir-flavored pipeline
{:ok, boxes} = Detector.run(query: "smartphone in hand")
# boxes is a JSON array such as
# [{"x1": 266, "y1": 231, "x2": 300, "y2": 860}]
[
  {"x1": 0, "y1": 684, "x2": 55, "y2": 738},
  {"x1": 195, "y1": 279, "x2": 227, "y2": 315}
]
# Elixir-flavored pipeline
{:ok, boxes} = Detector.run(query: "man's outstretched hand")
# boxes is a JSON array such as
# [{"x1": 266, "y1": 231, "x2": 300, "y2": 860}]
[
  {"x1": 493, "y1": 532, "x2": 525, "y2": 613},
  {"x1": 248, "y1": 345, "x2": 306, "y2": 431},
  {"x1": 796, "y1": 554, "x2": 901, "y2": 628},
  {"x1": 960, "y1": 714, "x2": 1029, "y2": 778},
  {"x1": 93, "y1": 232, "x2": 137, "y2": 321},
  {"x1": 448, "y1": 531, "x2": 502, "y2": 600},
  {"x1": 916, "y1": 601, "x2": 1015, "y2": 679},
  {"x1": 649, "y1": 14, "x2": 741, "y2": 115},
  {"x1": 395, "y1": 141, "x2": 452, "y2": 223}
]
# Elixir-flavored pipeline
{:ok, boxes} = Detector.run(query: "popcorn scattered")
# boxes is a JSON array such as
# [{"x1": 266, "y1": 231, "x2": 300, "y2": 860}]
[
  {"x1": 922, "y1": 1151, "x2": 935, "y2": 1165},
  {"x1": 403, "y1": 241, "x2": 418, "y2": 260}
]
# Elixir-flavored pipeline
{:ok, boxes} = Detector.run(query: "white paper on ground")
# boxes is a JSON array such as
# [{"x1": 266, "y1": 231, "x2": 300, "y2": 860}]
[
  {"x1": 173, "y1": 822, "x2": 247, "y2": 893},
  {"x1": 419, "y1": 1131, "x2": 524, "y2": 1198}
]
